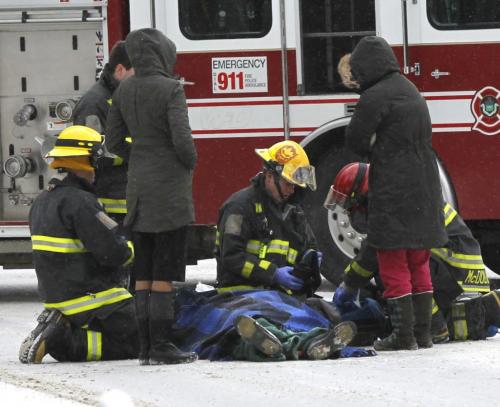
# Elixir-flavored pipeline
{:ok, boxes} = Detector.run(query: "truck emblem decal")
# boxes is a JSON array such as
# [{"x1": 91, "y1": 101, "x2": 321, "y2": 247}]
[{"x1": 471, "y1": 86, "x2": 500, "y2": 136}]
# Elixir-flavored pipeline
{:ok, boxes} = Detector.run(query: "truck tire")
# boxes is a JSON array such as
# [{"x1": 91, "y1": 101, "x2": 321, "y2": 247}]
[{"x1": 302, "y1": 145, "x2": 362, "y2": 286}]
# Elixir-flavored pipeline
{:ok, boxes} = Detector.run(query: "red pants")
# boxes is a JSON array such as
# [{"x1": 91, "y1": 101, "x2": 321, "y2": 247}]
[{"x1": 377, "y1": 249, "x2": 433, "y2": 298}]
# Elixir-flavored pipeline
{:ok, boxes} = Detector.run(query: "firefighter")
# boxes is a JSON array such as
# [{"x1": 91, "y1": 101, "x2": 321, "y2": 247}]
[
  {"x1": 325, "y1": 162, "x2": 500, "y2": 345},
  {"x1": 72, "y1": 40, "x2": 134, "y2": 224},
  {"x1": 214, "y1": 139, "x2": 357, "y2": 360},
  {"x1": 215, "y1": 140, "x2": 321, "y2": 295},
  {"x1": 106, "y1": 28, "x2": 197, "y2": 365},
  {"x1": 340, "y1": 37, "x2": 447, "y2": 351},
  {"x1": 18, "y1": 125, "x2": 138, "y2": 364}
]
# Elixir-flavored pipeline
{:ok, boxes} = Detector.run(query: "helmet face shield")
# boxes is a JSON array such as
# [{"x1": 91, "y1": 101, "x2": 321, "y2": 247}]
[
  {"x1": 292, "y1": 165, "x2": 317, "y2": 191},
  {"x1": 323, "y1": 185, "x2": 350, "y2": 211}
]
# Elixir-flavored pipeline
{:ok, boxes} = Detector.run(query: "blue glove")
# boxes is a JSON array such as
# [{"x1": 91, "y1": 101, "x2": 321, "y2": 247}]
[
  {"x1": 486, "y1": 325, "x2": 498, "y2": 338},
  {"x1": 333, "y1": 283, "x2": 358, "y2": 308},
  {"x1": 273, "y1": 266, "x2": 304, "y2": 290}
]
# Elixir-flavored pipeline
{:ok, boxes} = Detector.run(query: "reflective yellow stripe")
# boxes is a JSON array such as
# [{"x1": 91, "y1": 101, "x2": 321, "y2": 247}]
[
  {"x1": 457, "y1": 282, "x2": 490, "y2": 293},
  {"x1": 241, "y1": 261, "x2": 254, "y2": 278},
  {"x1": 432, "y1": 298, "x2": 439, "y2": 315},
  {"x1": 215, "y1": 230, "x2": 220, "y2": 247},
  {"x1": 287, "y1": 248, "x2": 298, "y2": 265},
  {"x1": 452, "y1": 302, "x2": 468, "y2": 341},
  {"x1": 431, "y1": 248, "x2": 485, "y2": 269},
  {"x1": 258, "y1": 260, "x2": 271, "y2": 270},
  {"x1": 125, "y1": 136, "x2": 132, "y2": 143},
  {"x1": 443, "y1": 203, "x2": 457, "y2": 226},
  {"x1": 31, "y1": 235, "x2": 87, "y2": 253},
  {"x1": 112, "y1": 156, "x2": 124, "y2": 166},
  {"x1": 107, "y1": 98, "x2": 112, "y2": 106},
  {"x1": 258, "y1": 243, "x2": 268, "y2": 259},
  {"x1": 44, "y1": 288, "x2": 132, "y2": 316},
  {"x1": 217, "y1": 285, "x2": 264, "y2": 293},
  {"x1": 347, "y1": 261, "x2": 373, "y2": 278},
  {"x1": 245, "y1": 240, "x2": 261, "y2": 255},
  {"x1": 98, "y1": 198, "x2": 127, "y2": 214},
  {"x1": 123, "y1": 240, "x2": 134, "y2": 267},
  {"x1": 267, "y1": 239, "x2": 289, "y2": 256},
  {"x1": 255, "y1": 203, "x2": 263, "y2": 213},
  {"x1": 86, "y1": 330, "x2": 102, "y2": 361}
]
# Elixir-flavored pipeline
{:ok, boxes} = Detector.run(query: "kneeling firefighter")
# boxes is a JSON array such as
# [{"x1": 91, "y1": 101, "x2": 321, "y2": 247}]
[
  {"x1": 19, "y1": 125, "x2": 138, "y2": 364},
  {"x1": 326, "y1": 162, "x2": 500, "y2": 348}
]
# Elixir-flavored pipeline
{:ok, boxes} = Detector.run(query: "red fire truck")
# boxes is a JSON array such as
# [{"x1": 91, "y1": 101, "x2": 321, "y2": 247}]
[{"x1": 1, "y1": 0, "x2": 500, "y2": 284}]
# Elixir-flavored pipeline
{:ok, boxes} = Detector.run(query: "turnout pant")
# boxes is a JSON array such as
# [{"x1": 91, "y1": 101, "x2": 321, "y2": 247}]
[{"x1": 47, "y1": 299, "x2": 139, "y2": 362}]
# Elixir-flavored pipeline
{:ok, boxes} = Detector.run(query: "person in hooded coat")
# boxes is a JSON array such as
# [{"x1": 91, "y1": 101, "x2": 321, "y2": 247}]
[
  {"x1": 106, "y1": 28, "x2": 197, "y2": 365},
  {"x1": 340, "y1": 37, "x2": 447, "y2": 351}
]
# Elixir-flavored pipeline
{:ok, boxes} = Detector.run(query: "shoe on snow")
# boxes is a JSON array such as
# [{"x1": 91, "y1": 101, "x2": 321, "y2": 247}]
[
  {"x1": 19, "y1": 309, "x2": 64, "y2": 364},
  {"x1": 149, "y1": 342, "x2": 198, "y2": 365},
  {"x1": 235, "y1": 315, "x2": 283, "y2": 357},
  {"x1": 306, "y1": 321, "x2": 357, "y2": 360}
]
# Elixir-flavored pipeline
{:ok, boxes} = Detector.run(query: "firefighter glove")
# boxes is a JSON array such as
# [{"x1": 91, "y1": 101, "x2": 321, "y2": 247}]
[{"x1": 273, "y1": 266, "x2": 304, "y2": 291}]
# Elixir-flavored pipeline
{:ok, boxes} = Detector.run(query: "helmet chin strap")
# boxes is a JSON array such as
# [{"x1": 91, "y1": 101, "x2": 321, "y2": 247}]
[{"x1": 272, "y1": 171, "x2": 287, "y2": 202}]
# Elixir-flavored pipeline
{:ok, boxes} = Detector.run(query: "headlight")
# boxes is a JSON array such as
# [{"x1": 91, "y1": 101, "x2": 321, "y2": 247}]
[{"x1": 3, "y1": 155, "x2": 34, "y2": 178}]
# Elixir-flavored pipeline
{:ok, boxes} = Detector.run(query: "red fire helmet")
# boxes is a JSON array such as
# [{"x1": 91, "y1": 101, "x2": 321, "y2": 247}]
[{"x1": 323, "y1": 162, "x2": 369, "y2": 211}]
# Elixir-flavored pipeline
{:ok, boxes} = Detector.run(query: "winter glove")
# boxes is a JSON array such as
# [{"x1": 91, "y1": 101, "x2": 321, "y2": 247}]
[
  {"x1": 273, "y1": 266, "x2": 304, "y2": 291},
  {"x1": 292, "y1": 249, "x2": 322, "y2": 296},
  {"x1": 333, "y1": 283, "x2": 360, "y2": 308}
]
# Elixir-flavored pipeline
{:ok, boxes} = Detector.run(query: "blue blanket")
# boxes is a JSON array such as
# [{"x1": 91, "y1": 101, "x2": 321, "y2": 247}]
[{"x1": 173, "y1": 289, "x2": 331, "y2": 360}]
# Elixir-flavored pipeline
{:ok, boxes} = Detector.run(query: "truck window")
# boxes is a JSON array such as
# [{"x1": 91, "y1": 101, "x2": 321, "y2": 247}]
[
  {"x1": 178, "y1": 0, "x2": 272, "y2": 40},
  {"x1": 300, "y1": 0, "x2": 375, "y2": 95},
  {"x1": 428, "y1": 0, "x2": 500, "y2": 30}
]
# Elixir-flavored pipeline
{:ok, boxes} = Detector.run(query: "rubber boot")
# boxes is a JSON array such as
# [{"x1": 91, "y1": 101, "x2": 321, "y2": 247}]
[
  {"x1": 149, "y1": 291, "x2": 197, "y2": 365},
  {"x1": 412, "y1": 292, "x2": 434, "y2": 348},
  {"x1": 305, "y1": 321, "x2": 357, "y2": 360},
  {"x1": 374, "y1": 295, "x2": 418, "y2": 351},
  {"x1": 431, "y1": 310, "x2": 450, "y2": 344},
  {"x1": 135, "y1": 290, "x2": 150, "y2": 365},
  {"x1": 235, "y1": 315, "x2": 283, "y2": 357}
]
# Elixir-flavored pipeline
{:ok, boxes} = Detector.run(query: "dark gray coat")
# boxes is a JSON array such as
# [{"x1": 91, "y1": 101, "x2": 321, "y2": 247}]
[
  {"x1": 345, "y1": 36, "x2": 447, "y2": 249},
  {"x1": 106, "y1": 29, "x2": 197, "y2": 233}
]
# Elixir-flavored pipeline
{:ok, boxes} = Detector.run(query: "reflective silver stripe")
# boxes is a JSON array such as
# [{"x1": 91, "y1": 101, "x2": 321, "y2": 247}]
[
  {"x1": 86, "y1": 330, "x2": 102, "y2": 361},
  {"x1": 267, "y1": 240, "x2": 289, "y2": 255},
  {"x1": 431, "y1": 248, "x2": 484, "y2": 269},
  {"x1": 98, "y1": 198, "x2": 127, "y2": 214},
  {"x1": 287, "y1": 248, "x2": 298, "y2": 264},
  {"x1": 44, "y1": 288, "x2": 132, "y2": 316},
  {"x1": 245, "y1": 240, "x2": 261, "y2": 255},
  {"x1": 31, "y1": 235, "x2": 87, "y2": 253}
]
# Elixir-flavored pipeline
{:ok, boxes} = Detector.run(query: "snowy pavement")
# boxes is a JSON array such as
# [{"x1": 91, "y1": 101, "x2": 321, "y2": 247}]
[{"x1": 1, "y1": 262, "x2": 500, "y2": 407}]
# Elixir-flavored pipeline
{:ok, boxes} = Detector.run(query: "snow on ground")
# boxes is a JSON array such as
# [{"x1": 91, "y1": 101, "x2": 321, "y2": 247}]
[{"x1": 1, "y1": 262, "x2": 500, "y2": 407}]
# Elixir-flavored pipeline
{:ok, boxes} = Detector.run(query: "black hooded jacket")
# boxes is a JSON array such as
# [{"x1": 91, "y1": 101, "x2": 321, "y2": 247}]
[
  {"x1": 106, "y1": 29, "x2": 197, "y2": 232},
  {"x1": 345, "y1": 36, "x2": 447, "y2": 249}
]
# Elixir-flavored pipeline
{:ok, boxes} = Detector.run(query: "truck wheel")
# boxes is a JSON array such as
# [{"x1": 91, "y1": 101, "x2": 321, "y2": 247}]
[{"x1": 303, "y1": 145, "x2": 362, "y2": 286}]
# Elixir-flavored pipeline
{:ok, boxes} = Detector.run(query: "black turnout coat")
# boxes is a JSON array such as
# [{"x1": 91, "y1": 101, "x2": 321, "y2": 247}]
[{"x1": 345, "y1": 36, "x2": 447, "y2": 249}]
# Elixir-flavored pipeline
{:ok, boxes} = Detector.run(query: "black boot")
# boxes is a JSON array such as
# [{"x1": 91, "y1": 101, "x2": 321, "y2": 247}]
[
  {"x1": 431, "y1": 310, "x2": 450, "y2": 344},
  {"x1": 482, "y1": 289, "x2": 500, "y2": 327},
  {"x1": 413, "y1": 292, "x2": 434, "y2": 348},
  {"x1": 135, "y1": 290, "x2": 150, "y2": 365},
  {"x1": 374, "y1": 295, "x2": 418, "y2": 351},
  {"x1": 149, "y1": 291, "x2": 197, "y2": 365}
]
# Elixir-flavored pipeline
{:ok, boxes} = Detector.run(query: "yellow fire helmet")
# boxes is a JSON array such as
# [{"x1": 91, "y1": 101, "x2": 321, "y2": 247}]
[
  {"x1": 255, "y1": 140, "x2": 316, "y2": 190},
  {"x1": 45, "y1": 125, "x2": 103, "y2": 159}
]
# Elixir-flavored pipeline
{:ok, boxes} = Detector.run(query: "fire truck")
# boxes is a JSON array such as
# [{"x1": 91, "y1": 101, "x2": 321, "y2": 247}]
[{"x1": 1, "y1": 0, "x2": 500, "y2": 284}]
